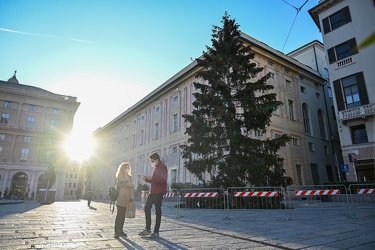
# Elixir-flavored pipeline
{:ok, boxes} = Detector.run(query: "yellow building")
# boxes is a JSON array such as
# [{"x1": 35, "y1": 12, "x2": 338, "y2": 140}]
[
  {"x1": 88, "y1": 33, "x2": 340, "y2": 198},
  {"x1": 0, "y1": 72, "x2": 80, "y2": 200}
]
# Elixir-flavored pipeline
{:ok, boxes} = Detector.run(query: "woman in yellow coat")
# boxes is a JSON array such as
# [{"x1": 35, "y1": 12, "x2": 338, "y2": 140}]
[{"x1": 114, "y1": 162, "x2": 134, "y2": 238}]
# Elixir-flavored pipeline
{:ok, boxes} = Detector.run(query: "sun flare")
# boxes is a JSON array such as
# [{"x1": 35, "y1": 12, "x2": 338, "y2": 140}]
[{"x1": 64, "y1": 132, "x2": 95, "y2": 162}]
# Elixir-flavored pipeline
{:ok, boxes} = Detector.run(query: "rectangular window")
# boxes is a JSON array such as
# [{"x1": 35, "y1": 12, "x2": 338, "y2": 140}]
[
  {"x1": 53, "y1": 109, "x2": 60, "y2": 115},
  {"x1": 343, "y1": 75, "x2": 360, "y2": 108},
  {"x1": 285, "y1": 79, "x2": 291, "y2": 87},
  {"x1": 173, "y1": 114, "x2": 178, "y2": 132},
  {"x1": 288, "y1": 100, "x2": 295, "y2": 120},
  {"x1": 333, "y1": 72, "x2": 368, "y2": 111},
  {"x1": 351, "y1": 124, "x2": 368, "y2": 144},
  {"x1": 46, "y1": 151, "x2": 52, "y2": 163},
  {"x1": 21, "y1": 148, "x2": 29, "y2": 160},
  {"x1": 308, "y1": 142, "x2": 315, "y2": 152},
  {"x1": 155, "y1": 123, "x2": 159, "y2": 139},
  {"x1": 29, "y1": 105, "x2": 37, "y2": 111},
  {"x1": 323, "y1": 6, "x2": 351, "y2": 34},
  {"x1": 51, "y1": 119, "x2": 58, "y2": 130},
  {"x1": 269, "y1": 72, "x2": 275, "y2": 79},
  {"x1": 173, "y1": 146, "x2": 178, "y2": 154},
  {"x1": 292, "y1": 138, "x2": 299, "y2": 145},
  {"x1": 26, "y1": 116, "x2": 35, "y2": 128},
  {"x1": 0, "y1": 133, "x2": 5, "y2": 140},
  {"x1": 155, "y1": 107, "x2": 160, "y2": 112},
  {"x1": 300, "y1": 86, "x2": 306, "y2": 93},
  {"x1": 327, "y1": 38, "x2": 357, "y2": 64},
  {"x1": 4, "y1": 101, "x2": 12, "y2": 108},
  {"x1": 327, "y1": 87, "x2": 333, "y2": 98},
  {"x1": 24, "y1": 136, "x2": 31, "y2": 143},
  {"x1": 173, "y1": 96, "x2": 179, "y2": 103},
  {"x1": 1, "y1": 113, "x2": 10, "y2": 124},
  {"x1": 171, "y1": 169, "x2": 177, "y2": 184},
  {"x1": 324, "y1": 146, "x2": 329, "y2": 155}
]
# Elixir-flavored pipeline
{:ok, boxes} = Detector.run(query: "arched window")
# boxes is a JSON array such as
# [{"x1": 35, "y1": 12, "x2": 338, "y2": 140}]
[
  {"x1": 318, "y1": 109, "x2": 327, "y2": 139},
  {"x1": 302, "y1": 104, "x2": 311, "y2": 134}
]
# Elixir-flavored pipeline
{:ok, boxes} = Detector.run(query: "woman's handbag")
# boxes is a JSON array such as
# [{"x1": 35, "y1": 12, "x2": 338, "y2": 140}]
[
  {"x1": 108, "y1": 180, "x2": 119, "y2": 214},
  {"x1": 125, "y1": 201, "x2": 136, "y2": 218}
]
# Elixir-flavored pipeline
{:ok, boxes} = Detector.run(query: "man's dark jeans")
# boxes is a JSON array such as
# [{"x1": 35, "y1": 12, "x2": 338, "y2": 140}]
[{"x1": 144, "y1": 193, "x2": 163, "y2": 233}]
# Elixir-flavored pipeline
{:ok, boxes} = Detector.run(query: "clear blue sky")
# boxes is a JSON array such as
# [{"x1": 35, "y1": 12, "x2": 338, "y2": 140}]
[{"x1": 1, "y1": 0, "x2": 322, "y2": 135}]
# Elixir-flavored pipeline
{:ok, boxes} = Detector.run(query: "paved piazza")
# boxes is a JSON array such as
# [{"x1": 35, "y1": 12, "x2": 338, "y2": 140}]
[{"x1": 0, "y1": 199, "x2": 374, "y2": 249}]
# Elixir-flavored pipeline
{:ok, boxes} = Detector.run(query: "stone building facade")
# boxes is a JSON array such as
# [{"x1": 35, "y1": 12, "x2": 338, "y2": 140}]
[{"x1": 0, "y1": 73, "x2": 80, "y2": 200}]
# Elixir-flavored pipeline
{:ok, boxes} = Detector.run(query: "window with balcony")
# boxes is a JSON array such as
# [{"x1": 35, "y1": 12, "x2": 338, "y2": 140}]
[
  {"x1": 333, "y1": 72, "x2": 369, "y2": 111},
  {"x1": 351, "y1": 124, "x2": 368, "y2": 144},
  {"x1": 327, "y1": 38, "x2": 357, "y2": 64},
  {"x1": 322, "y1": 6, "x2": 351, "y2": 34}
]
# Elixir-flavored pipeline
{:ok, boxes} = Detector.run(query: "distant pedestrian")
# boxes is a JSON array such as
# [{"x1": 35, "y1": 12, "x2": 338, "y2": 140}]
[
  {"x1": 138, "y1": 152, "x2": 168, "y2": 238},
  {"x1": 114, "y1": 162, "x2": 135, "y2": 238},
  {"x1": 86, "y1": 190, "x2": 93, "y2": 207}
]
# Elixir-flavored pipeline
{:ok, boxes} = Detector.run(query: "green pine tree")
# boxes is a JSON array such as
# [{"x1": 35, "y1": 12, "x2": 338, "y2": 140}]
[{"x1": 181, "y1": 13, "x2": 292, "y2": 188}]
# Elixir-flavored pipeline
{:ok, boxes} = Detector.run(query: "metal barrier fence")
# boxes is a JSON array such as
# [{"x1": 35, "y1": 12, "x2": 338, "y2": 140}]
[
  {"x1": 286, "y1": 185, "x2": 351, "y2": 220},
  {"x1": 178, "y1": 188, "x2": 224, "y2": 213},
  {"x1": 225, "y1": 186, "x2": 286, "y2": 220},
  {"x1": 348, "y1": 183, "x2": 375, "y2": 218}
]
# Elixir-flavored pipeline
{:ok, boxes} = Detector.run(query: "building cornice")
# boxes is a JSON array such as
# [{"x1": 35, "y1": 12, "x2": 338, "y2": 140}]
[{"x1": 308, "y1": 0, "x2": 344, "y2": 30}]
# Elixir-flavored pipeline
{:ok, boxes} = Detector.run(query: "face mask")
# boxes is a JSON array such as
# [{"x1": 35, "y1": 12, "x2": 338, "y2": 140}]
[
  {"x1": 151, "y1": 162, "x2": 156, "y2": 168},
  {"x1": 124, "y1": 169, "x2": 130, "y2": 174}
]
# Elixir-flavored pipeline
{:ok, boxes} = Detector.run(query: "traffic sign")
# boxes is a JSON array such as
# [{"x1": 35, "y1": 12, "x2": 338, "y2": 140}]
[{"x1": 341, "y1": 164, "x2": 349, "y2": 172}]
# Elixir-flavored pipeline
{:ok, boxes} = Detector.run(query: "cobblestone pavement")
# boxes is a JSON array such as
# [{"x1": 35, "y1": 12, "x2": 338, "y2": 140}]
[{"x1": 0, "y1": 199, "x2": 374, "y2": 249}]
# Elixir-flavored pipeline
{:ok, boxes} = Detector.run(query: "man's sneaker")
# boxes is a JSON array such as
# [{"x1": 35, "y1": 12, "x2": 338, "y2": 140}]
[
  {"x1": 149, "y1": 232, "x2": 159, "y2": 238},
  {"x1": 138, "y1": 229, "x2": 151, "y2": 236}
]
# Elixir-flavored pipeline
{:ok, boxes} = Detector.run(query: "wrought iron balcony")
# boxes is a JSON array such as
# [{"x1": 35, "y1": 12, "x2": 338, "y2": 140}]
[{"x1": 339, "y1": 103, "x2": 375, "y2": 121}]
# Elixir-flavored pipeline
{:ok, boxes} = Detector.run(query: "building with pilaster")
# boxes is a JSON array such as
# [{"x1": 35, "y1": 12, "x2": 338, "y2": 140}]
[
  {"x1": 87, "y1": 32, "x2": 342, "y2": 198},
  {"x1": 0, "y1": 72, "x2": 80, "y2": 200}
]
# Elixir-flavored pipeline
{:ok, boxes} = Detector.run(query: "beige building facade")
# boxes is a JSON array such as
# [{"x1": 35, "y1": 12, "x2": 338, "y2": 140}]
[
  {"x1": 0, "y1": 72, "x2": 80, "y2": 200},
  {"x1": 88, "y1": 33, "x2": 342, "y2": 198}
]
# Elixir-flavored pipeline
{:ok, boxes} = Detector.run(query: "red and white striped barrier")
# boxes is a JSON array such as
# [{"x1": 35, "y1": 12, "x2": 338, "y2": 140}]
[
  {"x1": 295, "y1": 189, "x2": 340, "y2": 196},
  {"x1": 357, "y1": 188, "x2": 375, "y2": 194},
  {"x1": 183, "y1": 192, "x2": 218, "y2": 198},
  {"x1": 163, "y1": 193, "x2": 175, "y2": 197},
  {"x1": 234, "y1": 191, "x2": 278, "y2": 197}
]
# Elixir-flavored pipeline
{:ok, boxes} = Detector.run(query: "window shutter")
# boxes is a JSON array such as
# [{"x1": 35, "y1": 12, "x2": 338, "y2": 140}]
[
  {"x1": 348, "y1": 38, "x2": 358, "y2": 55},
  {"x1": 342, "y1": 6, "x2": 352, "y2": 24},
  {"x1": 356, "y1": 72, "x2": 369, "y2": 105},
  {"x1": 322, "y1": 17, "x2": 331, "y2": 34},
  {"x1": 333, "y1": 79, "x2": 345, "y2": 111},
  {"x1": 327, "y1": 47, "x2": 336, "y2": 64}
]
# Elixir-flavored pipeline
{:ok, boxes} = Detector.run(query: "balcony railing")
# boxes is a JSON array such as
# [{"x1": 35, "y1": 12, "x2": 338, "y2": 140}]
[
  {"x1": 336, "y1": 55, "x2": 355, "y2": 69},
  {"x1": 339, "y1": 103, "x2": 375, "y2": 121}
]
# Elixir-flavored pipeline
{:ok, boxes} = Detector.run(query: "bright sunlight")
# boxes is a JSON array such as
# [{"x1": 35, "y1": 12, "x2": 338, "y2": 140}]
[{"x1": 64, "y1": 131, "x2": 96, "y2": 162}]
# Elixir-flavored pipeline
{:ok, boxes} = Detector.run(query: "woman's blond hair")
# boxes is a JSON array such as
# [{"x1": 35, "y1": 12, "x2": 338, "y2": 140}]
[{"x1": 115, "y1": 162, "x2": 132, "y2": 178}]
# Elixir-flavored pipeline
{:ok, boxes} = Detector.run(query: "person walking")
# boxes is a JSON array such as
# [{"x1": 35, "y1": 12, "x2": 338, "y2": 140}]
[
  {"x1": 114, "y1": 162, "x2": 135, "y2": 238},
  {"x1": 138, "y1": 152, "x2": 168, "y2": 238},
  {"x1": 86, "y1": 190, "x2": 93, "y2": 207}
]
